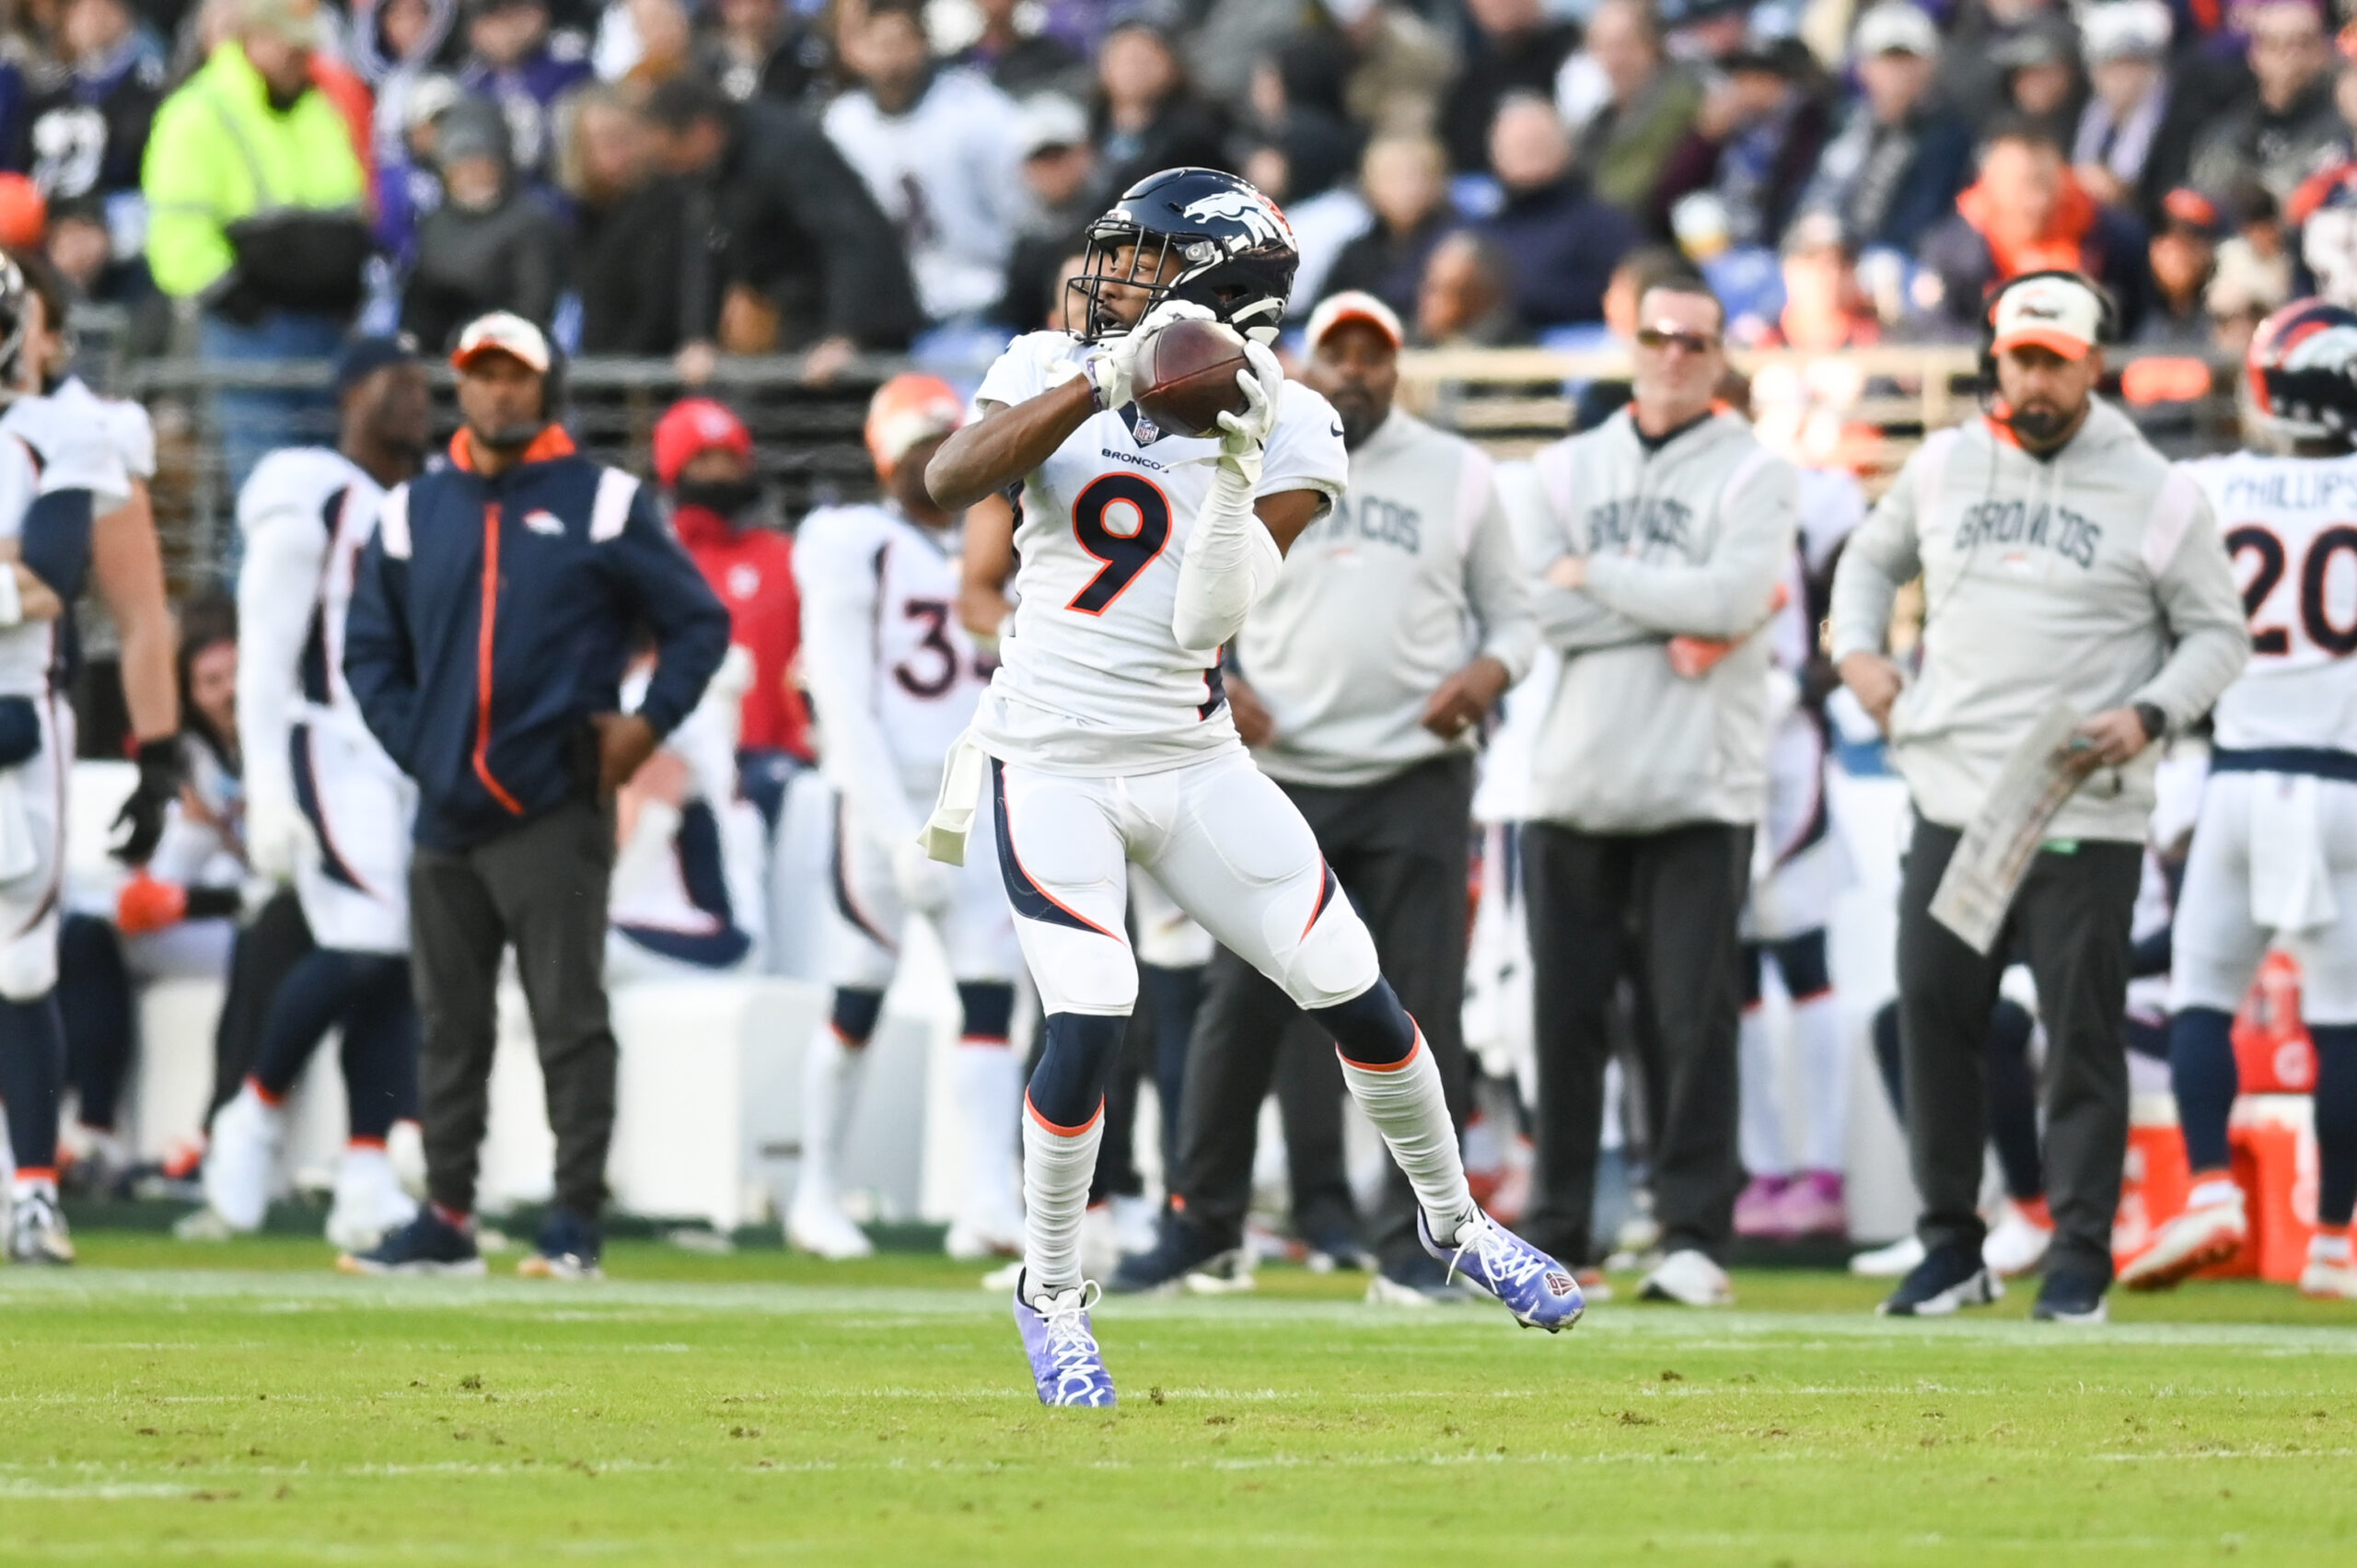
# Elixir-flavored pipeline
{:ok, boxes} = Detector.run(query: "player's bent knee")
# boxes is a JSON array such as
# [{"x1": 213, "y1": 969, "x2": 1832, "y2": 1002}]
[
  {"x1": 1311, "y1": 976, "x2": 1417, "y2": 1066},
  {"x1": 956, "y1": 981, "x2": 1016, "y2": 1041},
  {"x1": 1028, "y1": 1011, "x2": 1129, "y2": 1130},
  {"x1": 830, "y1": 987, "x2": 888, "y2": 1046},
  {"x1": 1279, "y1": 901, "x2": 1379, "y2": 1011}
]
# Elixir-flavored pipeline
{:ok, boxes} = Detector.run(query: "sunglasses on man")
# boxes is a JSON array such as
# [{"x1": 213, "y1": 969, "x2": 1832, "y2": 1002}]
[{"x1": 1635, "y1": 325, "x2": 1722, "y2": 354}]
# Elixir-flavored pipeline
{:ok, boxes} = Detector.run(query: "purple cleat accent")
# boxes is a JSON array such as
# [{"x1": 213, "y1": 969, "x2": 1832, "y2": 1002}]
[
  {"x1": 1013, "y1": 1273, "x2": 1118, "y2": 1407},
  {"x1": 1419, "y1": 1208, "x2": 1585, "y2": 1331}
]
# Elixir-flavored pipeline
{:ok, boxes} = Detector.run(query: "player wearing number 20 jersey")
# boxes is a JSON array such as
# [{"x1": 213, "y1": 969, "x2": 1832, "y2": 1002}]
[
  {"x1": 928, "y1": 167, "x2": 1582, "y2": 1408},
  {"x1": 2146, "y1": 298, "x2": 2357, "y2": 1301}
]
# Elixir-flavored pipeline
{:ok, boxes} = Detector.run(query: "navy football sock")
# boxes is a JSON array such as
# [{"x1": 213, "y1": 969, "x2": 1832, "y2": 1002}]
[
  {"x1": 0, "y1": 993, "x2": 65, "y2": 1175},
  {"x1": 2169, "y1": 1005, "x2": 2239, "y2": 1175},
  {"x1": 2311, "y1": 1024, "x2": 2357, "y2": 1227},
  {"x1": 56, "y1": 914, "x2": 132, "y2": 1131},
  {"x1": 334, "y1": 955, "x2": 419, "y2": 1142},
  {"x1": 251, "y1": 949, "x2": 383, "y2": 1102}
]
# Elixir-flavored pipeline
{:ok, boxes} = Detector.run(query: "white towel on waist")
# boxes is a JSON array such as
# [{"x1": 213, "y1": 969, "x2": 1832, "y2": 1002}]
[{"x1": 2250, "y1": 771, "x2": 2338, "y2": 933}]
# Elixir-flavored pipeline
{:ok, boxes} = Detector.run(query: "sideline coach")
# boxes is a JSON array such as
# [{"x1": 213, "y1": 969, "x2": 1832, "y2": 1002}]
[
  {"x1": 1832, "y1": 271, "x2": 2246, "y2": 1324},
  {"x1": 342, "y1": 312, "x2": 730, "y2": 1280},
  {"x1": 1116, "y1": 291, "x2": 1538, "y2": 1297},
  {"x1": 1518, "y1": 273, "x2": 1794, "y2": 1308}
]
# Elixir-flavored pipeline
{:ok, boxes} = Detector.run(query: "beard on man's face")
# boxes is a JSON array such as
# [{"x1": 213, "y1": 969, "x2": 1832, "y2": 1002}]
[
  {"x1": 1328, "y1": 386, "x2": 1383, "y2": 448},
  {"x1": 2005, "y1": 398, "x2": 2076, "y2": 443}
]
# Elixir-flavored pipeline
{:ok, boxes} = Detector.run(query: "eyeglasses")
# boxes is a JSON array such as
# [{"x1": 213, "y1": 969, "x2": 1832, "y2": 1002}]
[{"x1": 1636, "y1": 326, "x2": 1722, "y2": 354}]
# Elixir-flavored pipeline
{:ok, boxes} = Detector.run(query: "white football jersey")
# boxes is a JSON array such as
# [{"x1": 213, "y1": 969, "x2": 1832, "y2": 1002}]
[
  {"x1": 2184, "y1": 449, "x2": 2357, "y2": 750},
  {"x1": 54, "y1": 376, "x2": 156, "y2": 482},
  {"x1": 238, "y1": 447, "x2": 390, "y2": 738},
  {"x1": 971, "y1": 330, "x2": 1352, "y2": 775},
  {"x1": 795, "y1": 501, "x2": 992, "y2": 831},
  {"x1": 0, "y1": 388, "x2": 133, "y2": 697}
]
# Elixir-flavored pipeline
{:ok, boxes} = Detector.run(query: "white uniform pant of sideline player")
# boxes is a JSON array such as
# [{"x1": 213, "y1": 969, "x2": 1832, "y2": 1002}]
[
  {"x1": 829, "y1": 796, "x2": 1018, "y2": 988},
  {"x1": 0, "y1": 693, "x2": 71, "y2": 1000},
  {"x1": 991, "y1": 749, "x2": 1380, "y2": 1016},
  {"x1": 2173, "y1": 769, "x2": 2357, "y2": 1023},
  {"x1": 290, "y1": 718, "x2": 415, "y2": 956}
]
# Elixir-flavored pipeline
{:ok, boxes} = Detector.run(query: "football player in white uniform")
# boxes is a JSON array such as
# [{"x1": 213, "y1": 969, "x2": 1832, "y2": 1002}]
[
  {"x1": 2131, "y1": 299, "x2": 2357, "y2": 1299},
  {"x1": 609, "y1": 647, "x2": 766, "y2": 981},
  {"x1": 197, "y1": 339, "x2": 433, "y2": 1252},
  {"x1": 791, "y1": 374, "x2": 1026, "y2": 1263},
  {"x1": 924, "y1": 168, "x2": 1581, "y2": 1406},
  {"x1": 0, "y1": 253, "x2": 180, "y2": 1263}
]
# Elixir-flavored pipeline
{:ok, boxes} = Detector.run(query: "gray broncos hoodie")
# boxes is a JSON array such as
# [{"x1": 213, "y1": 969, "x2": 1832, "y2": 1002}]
[
  {"x1": 1829, "y1": 401, "x2": 2248, "y2": 842},
  {"x1": 1518, "y1": 408, "x2": 1797, "y2": 833}
]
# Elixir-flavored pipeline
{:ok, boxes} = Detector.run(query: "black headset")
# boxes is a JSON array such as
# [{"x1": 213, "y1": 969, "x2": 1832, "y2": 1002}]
[{"x1": 1975, "y1": 268, "x2": 2121, "y2": 410}]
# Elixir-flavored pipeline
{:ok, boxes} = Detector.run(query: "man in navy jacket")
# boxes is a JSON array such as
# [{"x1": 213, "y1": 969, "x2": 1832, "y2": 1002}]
[{"x1": 340, "y1": 311, "x2": 729, "y2": 1279}]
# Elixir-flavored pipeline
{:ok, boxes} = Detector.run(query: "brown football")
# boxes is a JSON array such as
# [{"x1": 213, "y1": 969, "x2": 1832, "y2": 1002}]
[{"x1": 1133, "y1": 318, "x2": 1252, "y2": 439}]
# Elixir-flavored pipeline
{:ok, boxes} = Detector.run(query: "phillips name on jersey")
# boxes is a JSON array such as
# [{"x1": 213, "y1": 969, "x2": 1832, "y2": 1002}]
[
  {"x1": 2185, "y1": 447, "x2": 2357, "y2": 751},
  {"x1": 970, "y1": 328, "x2": 1350, "y2": 775}
]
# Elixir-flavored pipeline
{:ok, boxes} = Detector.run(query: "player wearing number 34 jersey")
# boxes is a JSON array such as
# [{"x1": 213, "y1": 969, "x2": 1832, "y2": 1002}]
[
  {"x1": 2136, "y1": 298, "x2": 2357, "y2": 1300},
  {"x1": 923, "y1": 167, "x2": 1582, "y2": 1408}
]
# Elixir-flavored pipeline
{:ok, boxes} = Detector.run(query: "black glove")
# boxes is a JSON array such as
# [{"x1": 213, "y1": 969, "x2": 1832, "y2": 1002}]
[{"x1": 110, "y1": 736, "x2": 182, "y2": 866}]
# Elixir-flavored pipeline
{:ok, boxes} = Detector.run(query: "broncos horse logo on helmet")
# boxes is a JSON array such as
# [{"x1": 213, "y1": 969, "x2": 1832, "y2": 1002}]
[
  {"x1": 2247, "y1": 297, "x2": 2357, "y2": 445},
  {"x1": 1070, "y1": 168, "x2": 1299, "y2": 344}
]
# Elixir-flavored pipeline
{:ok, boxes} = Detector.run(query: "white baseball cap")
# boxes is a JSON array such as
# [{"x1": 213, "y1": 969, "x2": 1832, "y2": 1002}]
[
  {"x1": 1853, "y1": 3, "x2": 1940, "y2": 59},
  {"x1": 1990, "y1": 273, "x2": 2105, "y2": 360},
  {"x1": 1306, "y1": 289, "x2": 1403, "y2": 351},
  {"x1": 2080, "y1": 0, "x2": 2172, "y2": 64},
  {"x1": 450, "y1": 311, "x2": 552, "y2": 375}
]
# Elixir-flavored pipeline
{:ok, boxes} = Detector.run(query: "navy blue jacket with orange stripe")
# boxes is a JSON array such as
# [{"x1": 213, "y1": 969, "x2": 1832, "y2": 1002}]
[{"x1": 343, "y1": 426, "x2": 731, "y2": 852}]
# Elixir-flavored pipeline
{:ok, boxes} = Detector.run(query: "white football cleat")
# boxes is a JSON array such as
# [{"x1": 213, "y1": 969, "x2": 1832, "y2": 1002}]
[
  {"x1": 2299, "y1": 1258, "x2": 2357, "y2": 1301},
  {"x1": 2120, "y1": 1191, "x2": 2247, "y2": 1292},
  {"x1": 787, "y1": 1191, "x2": 875, "y2": 1260},
  {"x1": 325, "y1": 1146, "x2": 419, "y2": 1253},
  {"x1": 200, "y1": 1086, "x2": 284, "y2": 1234},
  {"x1": 1638, "y1": 1248, "x2": 1734, "y2": 1307},
  {"x1": 7, "y1": 1191, "x2": 73, "y2": 1264},
  {"x1": 1850, "y1": 1234, "x2": 1925, "y2": 1277},
  {"x1": 1982, "y1": 1200, "x2": 2055, "y2": 1278}
]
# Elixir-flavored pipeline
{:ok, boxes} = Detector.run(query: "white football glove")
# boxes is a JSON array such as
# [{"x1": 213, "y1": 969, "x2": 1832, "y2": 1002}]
[
  {"x1": 244, "y1": 786, "x2": 312, "y2": 884},
  {"x1": 889, "y1": 838, "x2": 959, "y2": 917},
  {"x1": 1080, "y1": 298, "x2": 1216, "y2": 411},
  {"x1": 1213, "y1": 340, "x2": 1284, "y2": 482}
]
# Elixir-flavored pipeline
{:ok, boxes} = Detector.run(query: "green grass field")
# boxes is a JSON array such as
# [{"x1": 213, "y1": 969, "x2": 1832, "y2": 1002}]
[{"x1": 3, "y1": 1234, "x2": 2353, "y2": 1565}]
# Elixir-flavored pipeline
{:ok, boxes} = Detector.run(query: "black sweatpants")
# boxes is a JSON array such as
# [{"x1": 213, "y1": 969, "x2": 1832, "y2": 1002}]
[
  {"x1": 411, "y1": 797, "x2": 618, "y2": 1220},
  {"x1": 1897, "y1": 819, "x2": 2141, "y2": 1281},
  {"x1": 1171, "y1": 752, "x2": 1473, "y2": 1269},
  {"x1": 1522, "y1": 819, "x2": 1751, "y2": 1265}
]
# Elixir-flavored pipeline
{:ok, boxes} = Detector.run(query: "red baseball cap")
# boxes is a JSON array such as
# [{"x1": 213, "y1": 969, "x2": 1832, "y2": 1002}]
[{"x1": 653, "y1": 398, "x2": 753, "y2": 488}]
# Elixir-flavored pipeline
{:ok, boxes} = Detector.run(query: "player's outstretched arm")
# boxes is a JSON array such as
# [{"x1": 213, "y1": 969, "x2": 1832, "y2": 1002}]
[{"x1": 925, "y1": 379, "x2": 1098, "y2": 511}]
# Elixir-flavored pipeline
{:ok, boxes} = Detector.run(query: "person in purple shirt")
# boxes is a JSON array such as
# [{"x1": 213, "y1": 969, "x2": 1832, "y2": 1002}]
[{"x1": 457, "y1": 0, "x2": 591, "y2": 187}]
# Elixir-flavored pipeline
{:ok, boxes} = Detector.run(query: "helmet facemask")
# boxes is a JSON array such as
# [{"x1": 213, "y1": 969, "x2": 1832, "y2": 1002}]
[{"x1": 1066, "y1": 169, "x2": 1300, "y2": 345}]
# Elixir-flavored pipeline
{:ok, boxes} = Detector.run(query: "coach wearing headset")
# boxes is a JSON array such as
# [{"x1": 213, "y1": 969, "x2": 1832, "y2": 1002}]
[{"x1": 1830, "y1": 271, "x2": 2247, "y2": 1324}]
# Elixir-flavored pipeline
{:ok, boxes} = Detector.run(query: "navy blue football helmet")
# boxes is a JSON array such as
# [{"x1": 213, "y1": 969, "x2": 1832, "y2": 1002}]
[
  {"x1": 1070, "y1": 168, "x2": 1300, "y2": 344},
  {"x1": 2247, "y1": 296, "x2": 2357, "y2": 444}
]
